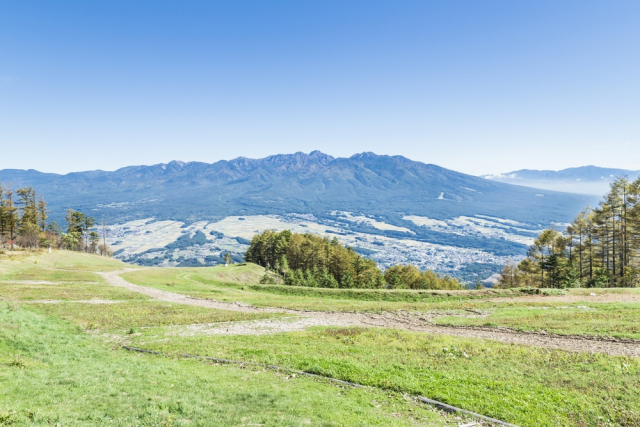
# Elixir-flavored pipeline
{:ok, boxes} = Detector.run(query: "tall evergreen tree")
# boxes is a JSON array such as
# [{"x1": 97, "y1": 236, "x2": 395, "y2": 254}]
[
  {"x1": 499, "y1": 176, "x2": 640, "y2": 289},
  {"x1": 37, "y1": 197, "x2": 48, "y2": 231},
  {"x1": 3, "y1": 186, "x2": 18, "y2": 250}
]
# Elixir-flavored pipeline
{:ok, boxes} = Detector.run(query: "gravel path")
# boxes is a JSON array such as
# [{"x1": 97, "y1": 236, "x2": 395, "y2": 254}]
[{"x1": 99, "y1": 270, "x2": 640, "y2": 358}]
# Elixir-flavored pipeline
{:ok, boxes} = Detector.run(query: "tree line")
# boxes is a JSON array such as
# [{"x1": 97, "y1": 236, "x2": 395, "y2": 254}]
[
  {"x1": 498, "y1": 177, "x2": 640, "y2": 288},
  {"x1": 0, "y1": 184, "x2": 48, "y2": 250},
  {"x1": 244, "y1": 230, "x2": 462, "y2": 290},
  {"x1": 0, "y1": 182, "x2": 110, "y2": 255}
]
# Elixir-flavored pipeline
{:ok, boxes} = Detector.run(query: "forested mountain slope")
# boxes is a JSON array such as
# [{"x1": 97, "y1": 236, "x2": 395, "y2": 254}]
[{"x1": 0, "y1": 151, "x2": 593, "y2": 226}]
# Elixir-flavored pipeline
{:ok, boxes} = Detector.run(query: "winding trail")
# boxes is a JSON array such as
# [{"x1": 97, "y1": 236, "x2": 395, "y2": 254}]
[{"x1": 99, "y1": 270, "x2": 640, "y2": 358}]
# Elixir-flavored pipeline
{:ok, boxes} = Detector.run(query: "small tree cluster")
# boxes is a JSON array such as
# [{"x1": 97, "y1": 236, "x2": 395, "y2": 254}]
[
  {"x1": 0, "y1": 183, "x2": 53, "y2": 250},
  {"x1": 498, "y1": 177, "x2": 640, "y2": 288},
  {"x1": 0, "y1": 182, "x2": 110, "y2": 256},
  {"x1": 245, "y1": 230, "x2": 462, "y2": 290},
  {"x1": 384, "y1": 265, "x2": 462, "y2": 290},
  {"x1": 245, "y1": 230, "x2": 383, "y2": 288},
  {"x1": 62, "y1": 209, "x2": 110, "y2": 255}
]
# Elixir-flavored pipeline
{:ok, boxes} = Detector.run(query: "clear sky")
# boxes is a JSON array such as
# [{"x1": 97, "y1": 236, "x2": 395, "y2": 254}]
[{"x1": 1, "y1": 1, "x2": 639, "y2": 175}]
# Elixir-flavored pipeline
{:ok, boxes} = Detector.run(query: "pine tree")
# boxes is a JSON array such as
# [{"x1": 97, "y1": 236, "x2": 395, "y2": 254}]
[
  {"x1": 224, "y1": 252, "x2": 233, "y2": 266},
  {"x1": 37, "y1": 197, "x2": 48, "y2": 231},
  {"x1": 3, "y1": 186, "x2": 18, "y2": 250},
  {"x1": 340, "y1": 269, "x2": 354, "y2": 289},
  {"x1": 89, "y1": 232, "x2": 100, "y2": 254},
  {"x1": 0, "y1": 183, "x2": 5, "y2": 242},
  {"x1": 66, "y1": 210, "x2": 84, "y2": 234},
  {"x1": 510, "y1": 175, "x2": 640, "y2": 289},
  {"x1": 82, "y1": 215, "x2": 96, "y2": 253},
  {"x1": 497, "y1": 258, "x2": 521, "y2": 288}
]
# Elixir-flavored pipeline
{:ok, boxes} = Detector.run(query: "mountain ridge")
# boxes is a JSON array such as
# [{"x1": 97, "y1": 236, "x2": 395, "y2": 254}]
[
  {"x1": 483, "y1": 165, "x2": 640, "y2": 196},
  {"x1": 0, "y1": 151, "x2": 595, "y2": 229}
]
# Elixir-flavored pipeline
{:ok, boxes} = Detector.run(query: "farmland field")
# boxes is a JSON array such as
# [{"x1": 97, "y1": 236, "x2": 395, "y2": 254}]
[
  {"x1": 104, "y1": 213, "x2": 529, "y2": 282},
  {"x1": 2, "y1": 251, "x2": 640, "y2": 426}
]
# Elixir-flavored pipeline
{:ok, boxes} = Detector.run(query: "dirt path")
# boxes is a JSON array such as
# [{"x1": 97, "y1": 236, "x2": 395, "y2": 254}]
[
  {"x1": 99, "y1": 271, "x2": 640, "y2": 358},
  {"x1": 99, "y1": 270, "x2": 291, "y2": 313}
]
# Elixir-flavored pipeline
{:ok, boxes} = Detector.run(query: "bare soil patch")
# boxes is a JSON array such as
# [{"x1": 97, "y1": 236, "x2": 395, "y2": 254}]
[{"x1": 168, "y1": 317, "x2": 343, "y2": 336}]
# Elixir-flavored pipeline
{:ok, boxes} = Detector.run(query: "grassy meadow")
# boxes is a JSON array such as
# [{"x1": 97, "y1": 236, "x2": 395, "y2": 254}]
[
  {"x1": 0, "y1": 251, "x2": 469, "y2": 426},
  {"x1": 1, "y1": 304, "x2": 461, "y2": 426},
  {"x1": 122, "y1": 266, "x2": 640, "y2": 340},
  {"x1": 127, "y1": 326, "x2": 640, "y2": 427},
  {"x1": 120, "y1": 267, "x2": 554, "y2": 311},
  {"x1": 434, "y1": 302, "x2": 640, "y2": 340},
  {"x1": 1, "y1": 250, "x2": 640, "y2": 426}
]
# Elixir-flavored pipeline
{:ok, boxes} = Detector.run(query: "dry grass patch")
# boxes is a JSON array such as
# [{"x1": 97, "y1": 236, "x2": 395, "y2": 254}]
[{"x1": 30, "y1": 301, "x2": 284, "y2": 330}]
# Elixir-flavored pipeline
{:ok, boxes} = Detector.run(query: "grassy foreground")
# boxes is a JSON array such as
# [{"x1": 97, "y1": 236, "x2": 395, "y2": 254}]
[
  {"x1": 119, "y1": 323, "x2": 639, "y2": 427},
  {"x1": 0, "y1": 251, "x2": 466, "y2": 426},
  {"x1": 2, "y1": 251, "x2": 640, "y2": 426},
  {"x1": 0, "y1": 305, "x2": 460, "y2": 426}
]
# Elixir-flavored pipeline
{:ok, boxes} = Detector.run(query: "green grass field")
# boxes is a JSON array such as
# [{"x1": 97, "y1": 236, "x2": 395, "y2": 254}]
[
  {"x1": 434, "y1": 302, "x2": 640, "y2": 340},
  {"x1": 0, "y1": 252, "x2": 469, "y2": 426},
  {"x1": 122, "y1": 266, "x2": 640, "y2": 340},
  {"x1": 124, "y1": 325, "x2": 640, "y2": 427},
  {"x1": 120, "y1": 267, "x2": 554, "y2": 312},
  {"x1": 2, "y1": 250, "x2": 640, "y2": 426},
  {"x1": 1, "y1": 305, "x2": 462, "y2": 426}
]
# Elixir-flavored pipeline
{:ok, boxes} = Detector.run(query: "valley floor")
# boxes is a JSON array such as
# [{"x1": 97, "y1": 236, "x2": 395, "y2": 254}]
[{"x1": 2, "y1": 251, "x2": 640, "y2": 426}]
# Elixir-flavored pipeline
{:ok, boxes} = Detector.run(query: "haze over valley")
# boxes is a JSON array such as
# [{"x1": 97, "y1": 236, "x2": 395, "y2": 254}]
[{"x1": 484, "y1": 166, "x2": 640, "y2": 196}]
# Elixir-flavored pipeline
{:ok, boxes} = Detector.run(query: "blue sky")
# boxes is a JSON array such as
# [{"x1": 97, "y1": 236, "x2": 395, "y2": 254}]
[{"x1": 1, "y1": 1, "x2": 639, "y2": 175}]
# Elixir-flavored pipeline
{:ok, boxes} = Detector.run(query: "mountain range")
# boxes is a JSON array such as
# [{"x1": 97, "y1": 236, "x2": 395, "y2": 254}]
[
  {"x1": 0, "y1": 151, "x2": 593, "y2": 229},
  {"x1": 483, "y1": 166, "x2": 640, "y2": 196}
]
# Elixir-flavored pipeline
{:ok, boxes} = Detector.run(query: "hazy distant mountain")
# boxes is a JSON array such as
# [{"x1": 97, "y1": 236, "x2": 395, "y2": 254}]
[{"x1": 483, "y1": 166, "x2": 640, "y2": 196}]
